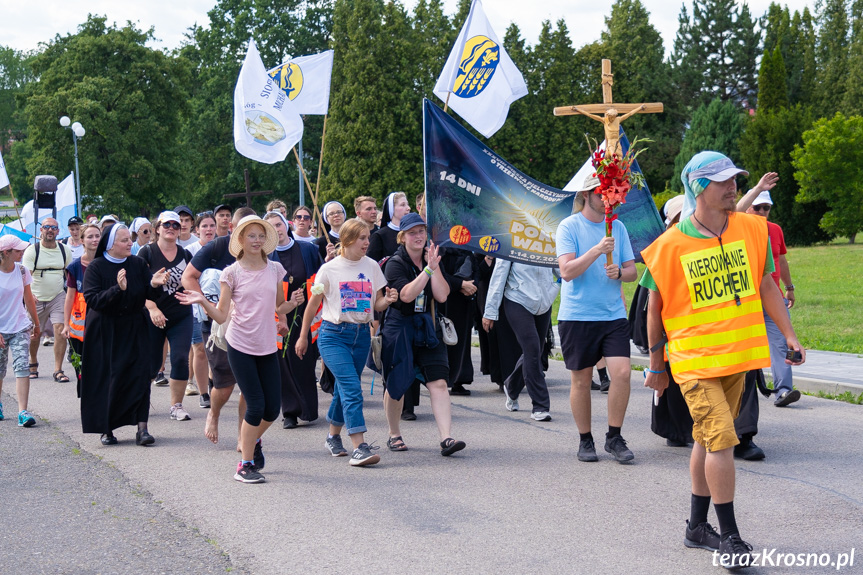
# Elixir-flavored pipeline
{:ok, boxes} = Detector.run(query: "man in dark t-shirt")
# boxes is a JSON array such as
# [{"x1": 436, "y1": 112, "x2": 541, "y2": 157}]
[{"x1": 181, "y1": 207, "x2": 255, "y2": 447}]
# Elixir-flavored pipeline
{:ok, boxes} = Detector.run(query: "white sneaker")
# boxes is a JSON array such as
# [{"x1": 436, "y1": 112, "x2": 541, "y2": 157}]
[
  {"x1": 185, "y1": 382, "x2": 199, "y2": 396},
  {"x1": 531, "y1": 411, "x2": 552, "y2": 422},
  {"x1": 170, "y1": 403, "x2": 191, "y2": 421},
  {"x1": 503, "y1": 385, "x2": 519, "y2": 412}
]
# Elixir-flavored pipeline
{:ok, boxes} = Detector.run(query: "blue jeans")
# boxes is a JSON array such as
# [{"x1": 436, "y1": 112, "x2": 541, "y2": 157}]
[
  {"x1": 318, "y1": 321, "x2": 371, "y2": 435},
  {"x1": 763, "y1": 301, "x2": 793, "y2": 394}
]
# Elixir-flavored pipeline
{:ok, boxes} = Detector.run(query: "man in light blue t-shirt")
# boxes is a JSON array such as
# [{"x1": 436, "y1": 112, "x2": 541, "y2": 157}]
[{"x1": 556, "y1": 174, "x2": 637, "y2": 464}]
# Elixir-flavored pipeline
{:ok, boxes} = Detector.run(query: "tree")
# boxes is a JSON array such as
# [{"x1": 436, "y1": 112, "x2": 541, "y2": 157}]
[
  {"x1": 841, "y1": 0, "x2": 863, "y2": 110},
  {"x1": 757, "y1": 47, "x2": 789, "y2": 112},
  {"x1": 814, "y1": 0, "x2": 850, "y2": 116},
  {"x1": 670, "y1": 99, "x2": 745, "y2": 191},
  {"x1": 0, "y1": 45, "x2": 36, "y2": 203},
  {"x1": 792, "y1": 112, "x2": 863, "y2": 243},
  {"x1": 739, "y1": 105, "x2": 828, "y2": 245},
  {"x1": 786, "y1": 8, "x2": 818, "y2": 105},
  {"x1": 18, "y1": 16, "x2": 191, "y2": 218}
]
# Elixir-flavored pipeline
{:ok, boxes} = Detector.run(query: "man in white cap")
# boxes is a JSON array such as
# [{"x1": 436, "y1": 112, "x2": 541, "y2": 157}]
[
  {"x1": 556, "y1": 173, "x2": 638, "y2": 464},
  {"x1": 745, "y1": 191, "x2": 799, "y2": 407}
]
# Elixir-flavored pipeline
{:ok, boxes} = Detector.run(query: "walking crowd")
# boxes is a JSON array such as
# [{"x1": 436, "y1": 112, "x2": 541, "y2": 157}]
[{"x1": 0, "y1": 150, "x2": 806, "y2": 570}]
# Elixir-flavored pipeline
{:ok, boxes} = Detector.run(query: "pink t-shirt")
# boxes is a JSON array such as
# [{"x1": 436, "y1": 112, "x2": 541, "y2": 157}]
[{"x1": 220, "y1": 259, "x2": 286, "y2": 356}]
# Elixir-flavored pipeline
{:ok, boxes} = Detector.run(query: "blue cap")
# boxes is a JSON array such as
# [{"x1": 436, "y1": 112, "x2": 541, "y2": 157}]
[{"x1": 399, "y1": 213, "x2": 426, "y2": 232}]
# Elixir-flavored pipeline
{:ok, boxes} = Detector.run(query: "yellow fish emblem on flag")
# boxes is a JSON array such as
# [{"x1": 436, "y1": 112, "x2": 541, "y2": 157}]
[{"x1": 453, "y1": 36, "x2": 499, "y2": 98}]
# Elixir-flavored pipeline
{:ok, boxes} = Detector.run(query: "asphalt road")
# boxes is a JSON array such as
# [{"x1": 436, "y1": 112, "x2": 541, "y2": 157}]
[{"x1": 3, "y1": 344, "x2": 861, "y2": 574}]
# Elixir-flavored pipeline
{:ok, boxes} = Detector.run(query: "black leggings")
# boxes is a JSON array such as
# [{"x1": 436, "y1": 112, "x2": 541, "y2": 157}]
[{"x1": 226, "y1": 343, "x2": 281, "y2": 427}]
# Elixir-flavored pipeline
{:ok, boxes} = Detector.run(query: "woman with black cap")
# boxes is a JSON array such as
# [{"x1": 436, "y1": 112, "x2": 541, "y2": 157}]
[
  {"x1": 81, "y1": 224, "x2": 167, "y2": 446},
  {"x1": 367, "y1": 192, "x2": 411, "y2": 262},
  {"x1": 315, "y1": 201, "x2": 346, "y2": 263},
  {"x1": 264, "y1": 210, "x2": 323, "y2": 429}
]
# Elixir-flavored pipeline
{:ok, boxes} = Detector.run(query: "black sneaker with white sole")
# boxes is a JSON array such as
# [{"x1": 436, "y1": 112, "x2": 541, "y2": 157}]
[
  {"x1": 684, "y1": 520, "x2": 720, "y2": 551},
  {"x1": 234, "y1": 462, "x2": 265, "y2": 483},
  {"x1": 325, "y1": 434, "x2": 348, "y2": 456},
  {"x1": 350, "y1": 442, "x2": 380, "y2": 466}
]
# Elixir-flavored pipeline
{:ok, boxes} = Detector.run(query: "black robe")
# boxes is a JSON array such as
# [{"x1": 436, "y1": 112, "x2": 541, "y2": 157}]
[
  {"x1": 80, "y1": 257, "x2": 155, "y2": 434},
  {"x1": 440, "y1": 249, "x2": 480, "y2": 386}
]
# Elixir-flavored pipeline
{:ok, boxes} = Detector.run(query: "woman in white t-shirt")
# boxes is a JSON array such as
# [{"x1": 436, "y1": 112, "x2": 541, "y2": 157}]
[
  {"x1": 177, "y1": 216, "x2": 301, "y2": 484},
  {"x1": 296, "y1": 218, "x2": 398, "y2": 467},
  {"x1": 0, "y1": 235, "x2": 41, "y2": 426}
]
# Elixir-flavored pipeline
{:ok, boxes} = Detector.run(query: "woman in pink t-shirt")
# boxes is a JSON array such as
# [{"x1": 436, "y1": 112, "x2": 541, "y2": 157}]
[{"x1": 177, "y1": 216, "x2": 303, "y2": 484}]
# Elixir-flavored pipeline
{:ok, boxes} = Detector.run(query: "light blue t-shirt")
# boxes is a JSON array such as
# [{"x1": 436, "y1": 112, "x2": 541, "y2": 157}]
[{"x1": 556, "y1": 212, "x2": 635, "y2": 322}]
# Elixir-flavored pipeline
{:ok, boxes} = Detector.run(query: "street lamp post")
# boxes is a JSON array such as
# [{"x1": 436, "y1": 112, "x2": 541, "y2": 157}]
[{"x1": 59, "y1": 116, "x2": 85, "y2": 216}]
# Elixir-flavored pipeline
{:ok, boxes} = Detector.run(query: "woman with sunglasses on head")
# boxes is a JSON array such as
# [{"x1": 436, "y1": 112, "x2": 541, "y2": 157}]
[
  {"x1": 81, "y1": 224, "x2": 168, "y2": 445},
  {"x1": 137, "y1": 211, "x2": 194, "y2": 422},
  {"x1": 296, "y1": 218, "x2": 398, "y2": 467},
  {"x1": 315, "y1": 201, "x2": 347, "y2": 263},
  {"x1": 130, "y1": 218, "x2": 152, "y2": 256},
  {"x1": 177, "y1": 216, "x2": 298, "y2": 483},
  {"x1": 62, "y1": 223, "x2": 102, "y2": 393},
  {"x1": 292, "y1": 206, "x2": 316, "y2": 243}
]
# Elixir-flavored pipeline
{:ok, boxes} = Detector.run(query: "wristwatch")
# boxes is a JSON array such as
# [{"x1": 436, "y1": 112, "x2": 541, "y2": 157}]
[
  {"x1": 617, "y1": 267, "x2": 622, "y2": 280},
  {"x1": 785, "y1": 284, "x2": 795, "y2": 291}
]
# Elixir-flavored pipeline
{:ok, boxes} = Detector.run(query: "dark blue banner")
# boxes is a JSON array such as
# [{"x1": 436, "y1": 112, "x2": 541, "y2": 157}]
[{"x1": 423, "y1": 99, "x2": 663, "y2": 267}]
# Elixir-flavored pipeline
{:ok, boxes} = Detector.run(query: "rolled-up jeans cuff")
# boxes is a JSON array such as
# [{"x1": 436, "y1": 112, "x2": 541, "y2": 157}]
[
  {"x1": 346, "y1": 424, "x2": 368, "y2": 435},
  {"x1": 326, "y1": 415, "x2": 345, "y2": 427}
]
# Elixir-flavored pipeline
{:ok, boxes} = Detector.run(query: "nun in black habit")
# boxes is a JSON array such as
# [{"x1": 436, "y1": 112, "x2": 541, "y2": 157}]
[
  {"x1": 368, "y1": 192, "x2": 410, "y2": 262},
  {"x1": 81, "y1": 224, "x2": 167, "y2": 446},
  {"x1": 314, "y1": 201, "x2": 346, "y2": 262}
]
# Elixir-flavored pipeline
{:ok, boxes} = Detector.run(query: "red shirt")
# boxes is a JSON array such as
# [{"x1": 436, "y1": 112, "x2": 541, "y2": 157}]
[{"x1": 766, "y1": 221, "x2": 786, "y2": 288}]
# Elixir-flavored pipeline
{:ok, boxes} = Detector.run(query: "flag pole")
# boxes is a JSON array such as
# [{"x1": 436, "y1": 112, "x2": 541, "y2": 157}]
[
  {"x1": 443, "y1": 0, "x2": 477, "y2": 114},
  {"x1": 313, "y1": 114, "x2": 328, "y2": 211},
  {"x1": 444, "y1": 93, "x2": 451, "y2": 113},
  {"x1": 292, "y1": 146, "x2": 330, "y2": 245}
]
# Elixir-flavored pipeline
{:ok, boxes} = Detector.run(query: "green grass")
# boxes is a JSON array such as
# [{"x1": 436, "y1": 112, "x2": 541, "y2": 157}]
[
  {"x1": 548, "y1": 243, "x2": 862, "y2": 354},
  {"x1": 802, "y1": 390, "x2": 863, "y2": 405}
]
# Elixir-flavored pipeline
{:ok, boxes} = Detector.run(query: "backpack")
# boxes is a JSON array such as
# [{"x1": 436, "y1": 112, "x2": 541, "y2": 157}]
[
  {"x1": 205, "y1": 264, "x2": 236, "y2": 352},
  {"x1": 32, "y1": 241, "x2": 68, "y2": 277}
]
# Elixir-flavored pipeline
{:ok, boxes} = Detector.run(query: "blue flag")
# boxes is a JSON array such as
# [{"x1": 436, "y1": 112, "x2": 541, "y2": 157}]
[{"x1": 424, "y1": 99, "x2": 663, "y2": 267}]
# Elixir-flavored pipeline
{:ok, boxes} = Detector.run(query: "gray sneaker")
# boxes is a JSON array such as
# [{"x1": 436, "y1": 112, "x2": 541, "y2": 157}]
[
  {"x1": 578, "y1": 437, "x2": 598, "y2": 462},
  {"x1": 325, "y1": 434, "x2": 348, "y2": 457},
  {"x1": 605, "y1": 434, "x2": 635, "y2": 463},
  {"x1": 350, "y1": 442, "x2": 381, "y2": 467},
  {"x1": 503, "y1": 384, "x2": 519, "y2": 412}
]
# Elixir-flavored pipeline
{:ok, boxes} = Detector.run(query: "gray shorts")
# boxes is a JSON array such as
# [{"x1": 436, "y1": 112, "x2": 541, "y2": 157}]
[
  {"x1": 1, "y1": 329, "x2": 32, "y2": 379},
  {"x1": 35, "y1": 292, "x2": 65, "y2": 327}
]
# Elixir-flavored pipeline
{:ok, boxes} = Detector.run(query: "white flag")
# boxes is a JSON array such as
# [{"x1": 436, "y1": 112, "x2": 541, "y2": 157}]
[
  {"x1": 433, "y1": 0, "x2": 527, "y2": 138},
  {"x1": 234, "y1": 39, "x2": 304, "y2": 164},
  {"x1": 268, "y1": 50, "x2": 334, "y2": 115},
  {"x1": 0, "y1": 149, "x2": 9, "y2": 189}
]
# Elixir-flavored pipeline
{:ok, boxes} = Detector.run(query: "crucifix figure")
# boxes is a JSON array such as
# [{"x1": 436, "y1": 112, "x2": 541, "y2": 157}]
[
  {"x1": 553, "y1": 59, "x2": 663, "y2": 159},
  {"x1": 223, "y1": 169, "x2": 273, "y2": 207}
]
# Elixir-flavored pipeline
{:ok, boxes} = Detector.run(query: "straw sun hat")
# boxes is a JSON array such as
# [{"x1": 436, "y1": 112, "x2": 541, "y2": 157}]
[{"x1": 229, "y1": 215, "x2": 279, "y2": 257}]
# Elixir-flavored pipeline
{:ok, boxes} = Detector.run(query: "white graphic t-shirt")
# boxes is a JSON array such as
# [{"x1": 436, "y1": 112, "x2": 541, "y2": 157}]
[{"x1": 313, "y1": 255, "x2": 386, "y2": 324}]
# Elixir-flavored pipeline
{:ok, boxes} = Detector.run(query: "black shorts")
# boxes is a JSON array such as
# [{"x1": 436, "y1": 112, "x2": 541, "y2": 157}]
[
  {"x1": 204, "y1": 340, "x2": 237, "y2": 389},
  {"x1": 414, "y1": 339, "x2": 449, "y2": 384},
  {"x1": 558, "y1": 318, "x2": 631, "y2": 371}
]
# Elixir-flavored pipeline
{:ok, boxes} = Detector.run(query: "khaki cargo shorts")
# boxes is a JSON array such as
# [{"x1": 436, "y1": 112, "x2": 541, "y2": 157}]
[{"x1": 678, "y1": 373, "x2": 745, "y2": 453}]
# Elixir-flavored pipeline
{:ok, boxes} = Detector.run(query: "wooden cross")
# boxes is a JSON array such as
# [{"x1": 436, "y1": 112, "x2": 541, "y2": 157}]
[
  {"x1": 223, "y1": 169, "x2": 273, "y2": 207},
  {"x1": 553, "y1": 60, "x2": 663, "y2": 159}
]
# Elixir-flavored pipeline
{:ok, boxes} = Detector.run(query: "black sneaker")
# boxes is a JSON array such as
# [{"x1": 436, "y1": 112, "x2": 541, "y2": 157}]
[
  {"x1": 199, "y1": 393, "x2": 211, "y2": 409},
  {"x1": 604, "y1": 434, "x2": 635, "y2": 463},
  {"x1": 325, "y1": 434, "x2": 348, "y2": 456},
  {"x1": 684, "y1": 520, "x2": 720, "y2": 551},
  {"x1": 734, "y1": 439, "x2": 765, "y2": 461},
  {"x1": 599, "y1": 375, "x2": 611, "y2": 393},
  {"x1": 774, "y1": 389, "x2": 801, "y2": 407},
  {"x1": 590, "y1": 380, "x2": 601, "y2": 391},
  {"x1": 135, "y1": 429, "x2": 155, "y2": 446},
  {"x1": 153, "y1": 372, "x2": 168, "y2": 386},
  {"x1": 717, "y1": 534, "x2": 753, "y2": 570},
  {"x1": 234, "y1": 462, "x2": 265, "y2": 483},
  {"x1": 283, "y1": 415, "x2": 298, "y2": 429},
  {"x1": 253, "y1": 439, "x2": 265, "y2": 470},
  {"x1": 577, "y1": 438, "x2": 599, "y2": 462},
  {"x1": 349, "y1": 442, "x2": 380, "y2": 466}
]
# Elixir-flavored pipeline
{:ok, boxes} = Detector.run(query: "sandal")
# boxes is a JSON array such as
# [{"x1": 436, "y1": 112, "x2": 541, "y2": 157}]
[
  {"x1": 387, "y1": 436, "x2": 408, "y2": 451},
  {"x1": 440, "y1": 437, "x2": 466, "y2": 457},
  {"x1": 53, "y1": 370, "x2": 70, "y2": 383},
  {"x1": 28, "y1": 363, "x2": 38, "y2": 379}
]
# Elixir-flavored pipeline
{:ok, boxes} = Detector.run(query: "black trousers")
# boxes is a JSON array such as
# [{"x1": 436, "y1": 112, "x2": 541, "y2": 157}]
[
  {"x1": 502, "y1": 299, "x2": 552, "y2": 412},
  {"x1": 226, "y1": 344, "x2": 280, "y2": 427},
  {"x1": 278, "y1": 328, "x2": 319, "y2": 422}
]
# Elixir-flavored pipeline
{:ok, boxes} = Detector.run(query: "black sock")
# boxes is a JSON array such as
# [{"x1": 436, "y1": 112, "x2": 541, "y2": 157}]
[
  {"x1": 690, "y1": 494, "x2": 711, "y2": 527},
  {"x1": 598, "y1": 367, "x2": 609, "y2": 380},
  {"x1": 714, "y1": 501, "x2": 739, "y2": 539},
  {"x1": 579, "y1": 432, "x2": 593, "y2": 442},
  {"x1": 607, "y1": 425, "x2": 621, "y2": 439}
]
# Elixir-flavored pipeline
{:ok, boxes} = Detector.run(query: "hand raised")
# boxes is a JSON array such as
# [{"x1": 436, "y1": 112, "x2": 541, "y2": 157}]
[{"x1": 117, "y1": 269, "x2": 128, "y2": 291}]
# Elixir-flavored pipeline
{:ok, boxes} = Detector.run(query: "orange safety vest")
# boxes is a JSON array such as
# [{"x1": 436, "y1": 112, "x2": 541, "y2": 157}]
[
  {"x1": 275, "y1": 275, "x2": 324, "y2": 350},
  {"x1": 69, "y1": 291, "x2": 86, "y2": 342},
  {"x1": 641, "y1": 212, "x2": 771, "y2": 382}
]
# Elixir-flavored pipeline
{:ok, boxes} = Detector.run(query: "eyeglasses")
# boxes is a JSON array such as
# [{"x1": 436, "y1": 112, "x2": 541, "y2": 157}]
[
  {"x1": 326, "y1": 212, "x2": 344, "y2": 219},
  {"x1": 294, "y1": 214, "x2": 311, "y2": 221},
  {"x1": 42, "y1": 225, "x2": 59, "y2": 230},
  {"x1": 197, "y1": 211, "x2": 213, "y2": 217},
  {"x1": 752, "y1": 205, "x2": 771, "y2": 212},
  {"x1": 161, "y1": 222, "x2": 181, "y2": 230},
  {"x1": 139, "y1": 229, "x2": 151, "y2": 235}
]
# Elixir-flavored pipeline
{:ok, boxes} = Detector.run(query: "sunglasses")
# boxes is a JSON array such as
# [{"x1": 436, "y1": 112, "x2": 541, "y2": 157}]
[
  {"x1": 161, "y1": 222, "x2": 181, "y2": 230},
  {"x1": 752, "y1": 205, "x2": 771, "y2": 212},
  {"x1": 139, "y1": 229, "x2": 151, "y2": 235},
  {"x1": 197, "y1": 211, "x2": 213, "y2": 217},
  {"x1": 42, "y1": 225, "x2": 59, "y2": 230},
  {"x1": 294, "y1": 214, "x2": 311, "y2": 221}
]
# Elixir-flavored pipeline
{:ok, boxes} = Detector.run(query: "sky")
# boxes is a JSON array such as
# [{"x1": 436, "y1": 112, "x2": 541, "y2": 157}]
[{"x1": 1, "y1": 0, "x2": 817, "y2": 58}]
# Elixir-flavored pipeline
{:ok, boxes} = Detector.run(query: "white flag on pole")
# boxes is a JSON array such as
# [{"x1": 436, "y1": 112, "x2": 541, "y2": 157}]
[
  {"x1": 267, "y1": 50, "x2": 334, "y2": 115},
  {"x1": 0, "y1": 149, "x2": 10, "y2": 189},
  {"x1": 234, "y1": 39, "x2": 304, "y2": 164},
  {"x1": 433, "y1": 0, "x2": 527, "y2": 138}
]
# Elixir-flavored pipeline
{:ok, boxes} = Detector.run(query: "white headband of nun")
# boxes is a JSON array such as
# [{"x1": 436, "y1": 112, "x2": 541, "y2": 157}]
[{"x1": 106, "y1": 224, "x2": 128, "y2": 252}]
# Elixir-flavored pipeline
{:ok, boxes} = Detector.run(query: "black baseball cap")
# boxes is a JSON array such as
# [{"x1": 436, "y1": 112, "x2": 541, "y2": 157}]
[
  {"x1": 67, "y1": 216, "x2": 84, "y2": 225},
  {"x1": 214, "y1": 204, "x2": 232, "y2": 214},
  {"x1": 173, "y1": 205, "x2": 193, "y2": 217}
]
